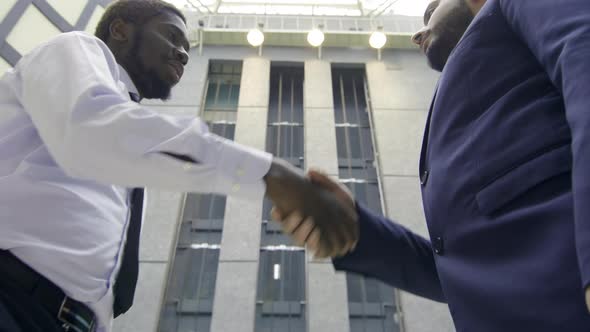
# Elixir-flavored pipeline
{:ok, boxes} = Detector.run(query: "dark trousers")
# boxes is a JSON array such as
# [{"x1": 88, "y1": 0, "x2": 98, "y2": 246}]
[{"x1": 0, "y1": 284, "x2": 62, "y2": 332}]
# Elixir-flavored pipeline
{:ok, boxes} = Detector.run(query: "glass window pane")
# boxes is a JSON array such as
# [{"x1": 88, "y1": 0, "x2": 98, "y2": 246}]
[
  {"x1": 211, "y1": 195, "x2": 227, "y2": 220},
  {"x1": 360, "y1": 127, "x2": 374, "y2": 160},
  {"x1": 217, "y1": 83, "x2": 231, "y2": 107},
  {"x1": 197, "y1": 194, "x2": 213, "y2": 219},
  {"x1": 293, "y1": 126, "x2": 304, "y2": 158},
  {"x1": 364, "y1": 278, "x2": 382, "y2": 302},
  {"x1": 193, "y1": 231, "x2": 222, "y2": 245},
  {"x1": 336, "y1": 127, "x2": 348, "y2": 160},
  {"x1": 229, "y1": 84, "x2": 240, "y2": 106},
  {"x1": 333, "y1": 74, "x2": 345, "y2": 124},
  {"x1": 204, "y1": 61, "x2": 242, "y2": 115},
  {"x1": 266, "y1": 126, "x2": 279, "y2": 155},
  {"x1": 177, "y1": 221, "x2": 192, "y2": 246},
  {"x1": 204, "y1": 82, "x2": 217, "y2": 108},
  {"x1": 280, "y1": 75, "x2": 292, "y2": 122},
  {"x1": 268, "y1": 78, "x2": 280, "y2": 122},
  {"x1": 346, "y1": 273, "x2": 363, "y2": 302},
  {"x1": 348, "y1": 127, "x2": 362, "y2": 159}
]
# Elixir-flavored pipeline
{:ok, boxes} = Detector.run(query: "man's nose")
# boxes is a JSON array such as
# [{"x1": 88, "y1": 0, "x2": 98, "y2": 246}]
[
  {"x1": 173, "y1": 47, "x2": 189, "y2": 66},
  {"x1": 412, "y1": 28, "x2": 428, "y2": 46}
]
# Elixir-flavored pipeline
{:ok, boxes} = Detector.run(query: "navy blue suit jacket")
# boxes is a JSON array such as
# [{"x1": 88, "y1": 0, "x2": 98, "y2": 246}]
[{"x1": 334, "y1": 0, "x2": 590, "y2": 330}]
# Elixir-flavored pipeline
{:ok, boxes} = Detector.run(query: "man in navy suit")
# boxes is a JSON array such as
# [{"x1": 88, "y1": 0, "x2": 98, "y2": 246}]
[{"x1": 273, "y1": 0, "x2": 590, "y2": 330}]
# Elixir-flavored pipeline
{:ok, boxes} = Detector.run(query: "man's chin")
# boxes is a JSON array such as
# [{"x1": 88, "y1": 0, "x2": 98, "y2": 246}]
[
  {"x1": 141, "y1": 83, "x2": 173, "y2": 101},
  {"x1": 141, "y1": 90, "x2": 172, "y2": 101},
  {"x1": 158, "y1": 94, "x2": 172, "y2": 101},
  {"x1": 426, "y1": 55, "x2": 446, "y2": 72}
]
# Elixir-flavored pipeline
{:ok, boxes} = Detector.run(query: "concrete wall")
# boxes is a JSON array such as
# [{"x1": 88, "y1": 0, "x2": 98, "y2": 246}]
[{"x1": 304, "y1": 59, "x2": 350, "y2": 332}]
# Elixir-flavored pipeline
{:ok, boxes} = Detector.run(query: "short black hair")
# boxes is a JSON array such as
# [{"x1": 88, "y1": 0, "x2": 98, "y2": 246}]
[
  {"x1": 95, "y1": 0, "x2": 186, "y2": 44},
  {"x1": 424, "y1": 0, "x2": 440, "y2": 25}
]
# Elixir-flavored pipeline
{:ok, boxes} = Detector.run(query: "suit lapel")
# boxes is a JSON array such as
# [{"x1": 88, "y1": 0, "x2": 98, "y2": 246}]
[{"x1": 419, "y1": 83, "x2": 439, "y2": 175}]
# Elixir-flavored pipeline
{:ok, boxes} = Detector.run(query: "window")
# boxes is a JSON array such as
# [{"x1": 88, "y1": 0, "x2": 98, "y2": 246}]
[
  {"x1": 261, "y1": 198, "x2": 296, "y2": 247},
  {"x1": 202, "y1": 61, "x2": 242, "y2": 123},
  {"x1": 256, "y1": 65, "x2": 307, "y2": 332},
  {"x1": 266, "y1": 66, "x2": 304, "y2": 168},
  {"x1": 158, "y1": 63, "x2": 240, "y2": 330},
  {"x1": 256, "y1": 250, "x2": 306, "y2": 332},
  {"x1": 332, "y1": 67, "x2": 401, "y2": 332},
  {"x1": 347, "y1": 273, "x2": 398, "y2": 332}
]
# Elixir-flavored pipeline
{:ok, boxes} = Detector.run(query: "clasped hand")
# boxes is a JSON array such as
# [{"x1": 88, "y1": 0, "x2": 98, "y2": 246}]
[{"x1": 265, "y1": 159, "x2": 359, "y2": 258}]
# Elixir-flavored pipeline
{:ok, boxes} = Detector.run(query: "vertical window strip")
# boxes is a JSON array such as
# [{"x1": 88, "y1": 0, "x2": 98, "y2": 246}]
[
  {"x1": 256, "y1": 65, "x2": 306, "y2": 332},
  {"x1": 203, "y1": 61, "x2": 243, "y2": 123},
  {"x1": 332, "y1": 67, "x2": 401, "y2": 332},
  {"x1": 158, "y1": 61, "x2": 242, "y2": 332}
]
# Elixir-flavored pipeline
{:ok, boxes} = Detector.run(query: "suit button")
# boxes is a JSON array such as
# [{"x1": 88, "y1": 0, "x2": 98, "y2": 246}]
[
  {"x1": 433, "y1": 237, "x2": 444, "y2": 255},
  {"x1": 420, "y1": 170, "x2": 429, "y2": 185}
]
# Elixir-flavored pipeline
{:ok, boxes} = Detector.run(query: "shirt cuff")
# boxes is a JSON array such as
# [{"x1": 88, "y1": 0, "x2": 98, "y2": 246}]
[{"x1": 213, "y1": 138, "x2": 272, "y2": 201}]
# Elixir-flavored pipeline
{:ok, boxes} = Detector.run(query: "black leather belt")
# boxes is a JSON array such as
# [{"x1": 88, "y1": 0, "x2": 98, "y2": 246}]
[{"x1": 0, "y1": 250, "x2": 97, "y2": 332}]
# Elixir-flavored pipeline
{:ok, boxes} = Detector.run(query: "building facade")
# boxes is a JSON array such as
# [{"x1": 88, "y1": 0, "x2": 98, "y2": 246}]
[{"x1": 113, "y1": 45, "x2": 455, "y2": 332}]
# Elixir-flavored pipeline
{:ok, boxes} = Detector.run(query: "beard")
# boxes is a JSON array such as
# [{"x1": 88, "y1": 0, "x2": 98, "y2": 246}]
[
  {"x1": 426, "y1": 33, "x2": 460, "y2": 72},
  {"x1": 124, "y1": 32, "x2": 172, "y2": 101},
  {"x1": 426, "y1": 3, "x2": 474, "y2": 72}
]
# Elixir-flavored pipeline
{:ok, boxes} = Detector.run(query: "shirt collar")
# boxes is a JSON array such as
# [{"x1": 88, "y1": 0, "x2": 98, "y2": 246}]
[{"x1": 118, "y1": 65, "x2": 139, "y2": 97}]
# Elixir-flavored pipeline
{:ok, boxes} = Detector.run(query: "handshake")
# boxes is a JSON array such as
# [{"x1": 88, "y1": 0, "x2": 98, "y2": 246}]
[{"x1": 263, "y1": 158, "x2": 359, "y2": 258}]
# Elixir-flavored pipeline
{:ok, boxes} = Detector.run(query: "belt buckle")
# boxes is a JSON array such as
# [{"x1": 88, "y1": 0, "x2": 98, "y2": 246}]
[{"x1": 57, "y1": 297, "x2": 96, "y2": 332}]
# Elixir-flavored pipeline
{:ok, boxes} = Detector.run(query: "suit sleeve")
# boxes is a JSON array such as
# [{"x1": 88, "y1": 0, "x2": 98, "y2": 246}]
[
  {"x1": 500, "y1": 0, "x2": 590, "y2": 290},
  {"x1": 333, "y1": 204, "x2": 445, "y2": 302}
]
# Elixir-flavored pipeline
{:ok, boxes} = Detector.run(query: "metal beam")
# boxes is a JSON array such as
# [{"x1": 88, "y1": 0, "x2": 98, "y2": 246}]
[
  {"x1": 366, "y1": 0, "x2": 390, "y2": 17},
  {"x1": 372, "y1": 0, "x2": 400, "y2": 17},
  {"x1": 357, "y1": 0, "x2": 365, "y2": 16},
  {"x1": 192, "y1": 0, "x2": 213, "y2": 13},
  {"x1": 186, "y1": 0, "x2": 204, "y2": 12}
]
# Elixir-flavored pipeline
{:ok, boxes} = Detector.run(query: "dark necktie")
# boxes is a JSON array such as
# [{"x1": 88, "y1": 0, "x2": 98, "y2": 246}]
[
  {"x1": 113, "y1": 92, "x2": 144, "y2": 317},
  {"x1": 128, "y1": 92, "x2": 141, "y2": 103}
]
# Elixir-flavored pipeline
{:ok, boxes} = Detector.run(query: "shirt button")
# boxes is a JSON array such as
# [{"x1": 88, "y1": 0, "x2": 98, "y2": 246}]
[
  {"x1": 183, "y1": 163, "x2": 192, "y2": 171},
  {"x1": 420, "y1": 170, "x2": 429, "y2": 186},
  {"x1": 232, "y1": 184, "x2": 241, "y2": 192},
  {"x1": 433, "y1": 236, "x2": 444, "y2": 255}
]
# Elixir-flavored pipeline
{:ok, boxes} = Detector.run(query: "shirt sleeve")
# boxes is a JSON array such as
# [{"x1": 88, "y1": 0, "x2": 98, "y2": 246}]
[
  {"x1": 333, "y1": 204, "x2": 445, "y2": 302},
  {"x1": 499, "y1": 0, "x2": 590, "y2": 289},
  {"x1": 14, "y1": 32, "x2": 271, "y2": 199}
]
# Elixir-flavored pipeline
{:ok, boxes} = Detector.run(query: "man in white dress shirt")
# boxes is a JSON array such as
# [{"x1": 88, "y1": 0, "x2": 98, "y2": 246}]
[{"x1": 0, "y1": 1, "x2": 357, "y2": 331}]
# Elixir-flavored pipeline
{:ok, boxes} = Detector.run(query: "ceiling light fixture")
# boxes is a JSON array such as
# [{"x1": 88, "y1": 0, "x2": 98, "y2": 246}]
[
  {"x1": 369, "y1": 30, "x2": 387, "y2": 49},
  {"x1": 247, "y1": 28, "x2": 264, "y2": 47},
  {"x1": 307, "y1": 28, "x2": 325, "y2": 47}
]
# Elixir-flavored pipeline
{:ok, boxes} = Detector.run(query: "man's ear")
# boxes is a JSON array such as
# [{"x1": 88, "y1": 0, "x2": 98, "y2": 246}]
[{"x1": 109, "y1": 18, "x2": 132, "y2": 42}]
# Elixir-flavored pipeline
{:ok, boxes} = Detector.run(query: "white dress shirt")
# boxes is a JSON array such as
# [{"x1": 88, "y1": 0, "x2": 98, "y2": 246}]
[{"x1": 0, "y1": 31, "x2": 271, "y2": 332}]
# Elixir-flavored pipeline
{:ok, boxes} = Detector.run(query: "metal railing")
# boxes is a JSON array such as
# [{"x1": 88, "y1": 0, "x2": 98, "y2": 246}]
[{"x1": 185, "y1": 12, "x2": 422, "y2": 34}]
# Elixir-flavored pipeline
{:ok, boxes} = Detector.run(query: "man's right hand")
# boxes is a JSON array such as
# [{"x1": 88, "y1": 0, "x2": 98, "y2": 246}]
[{"x1": 267, "y1": 167, "x2": 359, "y2": 258}]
